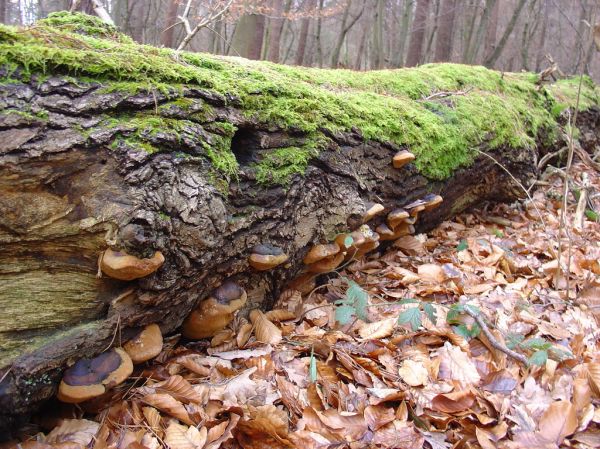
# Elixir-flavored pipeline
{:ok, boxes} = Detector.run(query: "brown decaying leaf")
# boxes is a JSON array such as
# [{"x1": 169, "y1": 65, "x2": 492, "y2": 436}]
[
  {"x1": 364, "y1": 405, "x2": 395, "y2": 431},
  {"x1": 142, "y1": 375, "x2": 206, "y2": 405},
  {"x1": 398, "y1": 359, "x2": 428, "y2": 387},
  {"x1": 538, "y1": 400, "x2": 577, "y2": 444},
  {"x1": 164, "y1": 421, "x2": 207, "y2": 449},
  {"x1": 358, "y1": 318, "x2": 395, "y2": 340},
  {"x1": 45, "y1": 419, "x2": 100, "y2": 447},
  {"x1": 250, "y1": 309, "x2": 283, "y2": 345},
  {"x1": 142, "y1": 407, "x2": 163, "y2": 438},
  {"x1": 431, "y1": 390, "x2": 476, "y2": 413},
  {"x1": 141, "y1": 393, "x2": 195, "y2": 426},
  {"x1": 265, "y1": 309, "x2": 297, "y2": 322}
]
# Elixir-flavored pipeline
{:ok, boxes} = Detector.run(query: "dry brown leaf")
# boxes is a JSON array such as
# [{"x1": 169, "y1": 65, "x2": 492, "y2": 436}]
[
  {"x1": 431, "y1": 390, "x2": 475, "y2": 413},
  {"x1": 586, "y1": 363, "x2": 600, "y2": 397},
  {"x1": 250, "y1": 309, "x2": 283, "y2": 345},
  {"x1": 265, "y1": 309, "x2": 297, "y2": 322},
  {"x1": 358, "y1": 318, "x2": 395, "y2": 340},
  {"x1": 437, "y1": 342, "x2": 481, "y2": 386},
  {"x1": 142, "y1": 393, "x2": 194, "y2": 426},
  {"x1": 164, "y1": 421, "x2": 207, "y2": 449},
  {"x1": 236, "y1": 322, "x2": 254, "y2": 348},
  {"x1": 398, "y1": 359, "x2": 428, "y2": 387},
  {"x1": 149, "y1": 375, "x2": 205, "y2": 404},
  {"x1": 364, "y1": 405, "x2": 395, "y2": 431},
  {"x1": 45, "y1": 419, "x2": 100, "y2": 447},
  {"x1": 211, "y1": 329, "x2": 234, "y2": 347},
  {"x1": 417, "y1": 263, "x2": 446, "y2": 283},
  {"x1": 538, "y1": 400, "x2": 577, "y2": 444},
  {"x1": 371, "y1": 420, "x2": 424, "y2": 449},
  {"x1": 142, "y1": 407, "x2": 163, "y2": 438}
]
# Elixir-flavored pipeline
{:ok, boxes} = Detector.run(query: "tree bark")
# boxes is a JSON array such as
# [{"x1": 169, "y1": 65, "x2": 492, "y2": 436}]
[
  {"x1": 433, "y1": 0, "x2": 456, "y2": 62},
  {"x1": 392, "y1": 0, "x2": 413, "y2": 67},
  {"x1": 0, "y1": 0, "x2": 6, "y2": 23},
  {"x1": 267, "y1": 0, "x2": 286, "y2": 62},
  {"x1": 405, "y1": 0, "x2": 431, "y2": 67},
  {"x1": 484, "y1": 0, "x2": 500, "y2": 63},
  {"x1": 372, "y1": 0, "x2": 385, "y2": 69},
  {"x1": 331, "y1": 0, "x2": 364, "y2": 68}
]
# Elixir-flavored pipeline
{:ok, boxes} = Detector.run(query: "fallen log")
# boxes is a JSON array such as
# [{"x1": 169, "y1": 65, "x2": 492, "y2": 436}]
[{"x1": 0, "y1": 12, "x2": 599, "y2": 432}]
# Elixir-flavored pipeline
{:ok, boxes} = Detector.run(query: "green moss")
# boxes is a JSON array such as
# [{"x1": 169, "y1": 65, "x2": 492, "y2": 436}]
[
  {"x1": 38, "y1": 11, "x2": 131, "y2": 42},
  {"x1": 0, "y1": 13, "x2": 598, "y2": 183}
]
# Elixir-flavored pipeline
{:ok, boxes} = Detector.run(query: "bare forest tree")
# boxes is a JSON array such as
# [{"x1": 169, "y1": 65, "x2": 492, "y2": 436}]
[{"x1": 0, "y1": 0, "x2": 598, "y2": 79}]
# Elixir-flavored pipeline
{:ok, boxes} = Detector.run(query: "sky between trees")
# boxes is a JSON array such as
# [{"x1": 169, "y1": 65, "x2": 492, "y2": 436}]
[{"x1": 2, "y1": 0, "x2": 599, "y2": 79}]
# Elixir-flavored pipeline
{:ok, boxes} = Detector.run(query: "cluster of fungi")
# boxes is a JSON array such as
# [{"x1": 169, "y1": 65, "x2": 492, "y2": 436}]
[{"x1": 56, "y1": 150, "x2": 443, "y2": 403}]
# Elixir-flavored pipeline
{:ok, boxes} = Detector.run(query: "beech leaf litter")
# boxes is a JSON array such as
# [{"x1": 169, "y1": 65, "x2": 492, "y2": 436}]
[{"x1": 6, "y1": 163, "x2": 600, "y2": 449}]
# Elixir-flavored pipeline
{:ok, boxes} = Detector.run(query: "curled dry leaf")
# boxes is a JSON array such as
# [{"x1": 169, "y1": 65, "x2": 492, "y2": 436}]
[
  {"x1": 586, "y1": 363, "x2": 600, "y2": 397},
  {"x1": 211, "y1": 329, "x2": 234, "y2": 347},
  {"x1": 176, "y1": 355, "x2": 211, "y2": 377},
  {"x1": 45, "y1": 419, "x2": 100, "y2": 447},
  {"x1": 364, "y1": 405, "x2": 396, "y2": 431},
  {"x1": 358, "y1": 318, "x2": 396, "y2": 340},
  {"x1": 538, "y1": 400, "x2": 577, "y2": 444},
  {"x1": 141, "y1": 375, "x2": 205, "y2": 404},
  {"x1": 250, "y1": 309, "x2": 282, "y2": 345},
  {"x1": 417, "y1": 263, "x2": 446, "y2": 283},
  {"x1": 398, "y1": 359, "x2": 428, "y2": 387},
  {"x1": 234, "y1": 405, "x2": 293, "y2": 448},
  {"x1": 142, "y1": 393, "x2": 194, "y2": 426},
  {"x1": 437, "y1": 342, "x2": 481, "y2": 386},
  {"x1": 236, "y1": 322, "x2": 254, "y2": 348},
  {"x1": 265, "y1": 309, "x2": 297, "y2": 322},
  {"x1": 164, "y1": 421, "x2": 207, "y2": 449}
]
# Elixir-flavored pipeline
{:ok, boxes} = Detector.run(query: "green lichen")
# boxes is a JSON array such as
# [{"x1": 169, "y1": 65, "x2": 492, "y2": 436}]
[{"x1": 0, "y1": 13, "x2": 598, "y2": 183}]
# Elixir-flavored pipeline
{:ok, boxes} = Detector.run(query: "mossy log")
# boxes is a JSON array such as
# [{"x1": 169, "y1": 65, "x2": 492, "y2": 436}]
[{"x1": 1, "y1": 13, "x2": 600, "y2": 432}]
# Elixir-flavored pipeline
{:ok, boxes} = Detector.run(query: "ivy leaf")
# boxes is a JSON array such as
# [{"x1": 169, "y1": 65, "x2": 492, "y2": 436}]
[
  {"x1": 529, "y1": 350, "x2": 548, "y2": 366},
  {"x1": 422, "y1": 302, "x2": 437, "y2": 325},
  {"x1": 522, "y1": 338, "x2": 552, "y2": 351},
  {"x1": 456, "y1": 239, "x2": 468, "y2": 251},
  {"x1": 446, "y1": 304, "x2": 465, "y2": 324},
  {"x1": 335, "y1": 304, "x2": 356, "y2": 325},
  {"x1": 397, "y1": 307, "x2": 421, "y2": 331},
  {"x1": 309, "y1": 347, "x2": 317, "y2": 383},
  {"x1": 453, "y1": 324, "x2": 480, "y2": 339}
]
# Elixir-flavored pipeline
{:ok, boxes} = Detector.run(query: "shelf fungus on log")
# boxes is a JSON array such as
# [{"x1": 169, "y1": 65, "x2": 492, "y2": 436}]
[
  {"x1": 57, "y1": 348, "x2": 133, "y2": 403},
  {"x1": 362, "y1": 202, "x2": 385, "y2": 223},
  {"x1": 248, "y1": 244, "x2": 289, "y2": 271},
  {"x1": 303, "y1": 243, "x2": 344, "y2": 273},
  {"x1": 99, "y1": 249, "x2": 165, "y2": 281},
  {"x1": 123, "y1": 324, "x2": 163, "y2": 364},
  {"x1": 392, "y1": 150, "x2": 416, "y2": 169},
  {"x1": 182, "y1": 281, "x2": 247, "y2": 340}
]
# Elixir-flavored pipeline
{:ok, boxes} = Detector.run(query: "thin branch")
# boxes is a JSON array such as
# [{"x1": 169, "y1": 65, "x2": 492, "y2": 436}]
[{"x1": 462, "y1": 305, "x2": 529, "y2": 365}]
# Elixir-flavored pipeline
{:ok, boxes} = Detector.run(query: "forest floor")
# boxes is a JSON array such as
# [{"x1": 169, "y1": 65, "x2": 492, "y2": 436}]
[{"x1": 9, "y1": 161, "x2": 600, "y2": 449}]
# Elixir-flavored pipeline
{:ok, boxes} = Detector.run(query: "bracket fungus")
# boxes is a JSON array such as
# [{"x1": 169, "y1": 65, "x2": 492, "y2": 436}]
[
  {"x1": 249, "y1": 244, "x2": 289, "y2": 271},
  {"x1": 57, "y1": 348, "x2": 133, "y2": 403},
  {"x1": 387, "y1": 208, "x2": 410, "y2": 229},
  {"x1": 392, "y1": 150, "x2": 415, "y2": 169},
  {"x1": 100, "y1": 248, "x2": 165, "y2": 281},
  {"x1": 303, "y1": 243, "x2": 344, "y2": 273},
  {"x1": 123, "y1": 324, "x2": 163, "y2": 364},
  {"x1": 362, "y1": 202, "x2": 385, "y2": 223},
  {"x1": 182, "y1": 281, "x2": 247, "y2": 340},
  {"x1": 422, "y1": 193, "x2": 443, "y2": 210}
]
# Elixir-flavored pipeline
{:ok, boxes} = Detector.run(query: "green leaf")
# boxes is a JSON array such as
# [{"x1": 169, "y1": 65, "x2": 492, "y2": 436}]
[
  {"x1": 346, "y1": 280, "x2": 369, "y2": 321},
  {"x1": 453, "y1": 324, "x2": 480, "y2": 339},
  {"x1": 506, "y1": 333, "x2": 524, "y2": 350},
  {"x1": 446, "y1": 304, "x2": 465, "y2": 324},
  {"x1": 335, "y1": 304, "x2": 355, "y2": 325},
  {"x1": 548, "y1": 346, "x2": 574, "y2": 362},
  {"x1": 492, "y1": 228, "x2": 504, "y2": 238},
  {"x1": 522, "y1": 338, "x2": 551, "y2": 351},
  {"x1": 398, "y1": 298, "x2": 420, "y2": 305},
  {"x1": 456, "y1": 239, "x2": 468, "y2": 251},
  {"x1": 586, "y1": 209, "x2": 599, "y2": 222},
  {"x1": 397, "y1": 307, "x2": 422, "y2": 331},
  {"x1": 309, "y1": 347, "x2": 317, "y2": 383},
  {"x1": 528, "y1": 350, "x2": 548, "y2": 366},
  {"x1": 423, "y1": 302, "x2": 437, "y2": 325}
]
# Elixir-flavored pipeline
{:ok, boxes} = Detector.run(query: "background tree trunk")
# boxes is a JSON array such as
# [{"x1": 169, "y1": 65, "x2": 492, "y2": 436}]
[
  {"x1": 230, "y1": 13, "x2": 266, "y2": 60},
  {"x1": 406, "y1": 0, "x2": 431, "y2": 67},
  {"x1": 295, "y1": 0, "x2": 317, "y2": 66},
  {"x1": 484, "y1": 0, "x2": 527, "y2": 67},
  {"x1": 161, "y1": 0, "x2": 179, "y2": 48},
  {"x1": 267, "y1": 0, "x2": 286, "y2": 62},
  {"x1": 433, "y1": 0, "x2": 456, "y2": 62}
]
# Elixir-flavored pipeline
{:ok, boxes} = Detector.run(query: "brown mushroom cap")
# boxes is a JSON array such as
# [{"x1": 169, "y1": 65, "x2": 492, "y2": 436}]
[
  {"x1": 57, "y1": 348, "x2": 133, "y2": 403},
  {"x1": 123, "y1": 324, "x2": 163, "y2": 364},
  {"x1": 307, "y1": 251, "x2": 345, "y2": 273},
  {"x1": 249, "y1": 244, "x2": 289, "y2": 271},
  {"x1": 377, "y1": 222, "x2": 414, "y2": 240},
  {"x1": 362, "y1": 202, "x2": 385, "y2": 223},
  {"x1": 182, "y1": 281, "x2": 247, "y2": 340},
  {"x1": 422, "y1": 193, "x2": 443, "y2": 210},
  {"x1": 387, "y1": 208, "x2": 409, "y2": 229},
  {"x1": 303, "y1": 243, "x2": 341, "y2": 264},
  {"x1": 392, "y1": 150, "x2": 415, "y2": 169},
  {"x1": 100, "y1": 249, "x2": 165, "y2": 281}
]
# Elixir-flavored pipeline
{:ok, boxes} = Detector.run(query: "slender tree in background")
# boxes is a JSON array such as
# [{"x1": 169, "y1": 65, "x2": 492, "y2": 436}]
[
  {"x1": 0, "y1": 0, "x2": 5, "y2": 24},
  {"x1": 406, "y1": 0, "x2": 431, "y2": 66},
  {"x1": 331, "y1": 0, "x2": 364, "y2": 67},
  {"x1": 373, "y1": 0, "x2": 385, "y2": 68},
  {"x1": 433, "y1": 0, "x2": 456, "y2": 61},
  {"x1": 295, "y1": 0, "x2": 317, "y2": 66},
  {"x1": 392, "y1": 0, "x2": 413, "y2": 67},
  {"x1": 162, "y1": 0, "x2": 180, "y2": 48},
  {"x1": 484, "y1": 0, "x2": 527, "y2": 67},
  {"x1": 484, "y1": 0, "x2": 500, "y2": 62},
  {"x1": 267, "y1": 0, "x2": 286, "y2": 62},
  {"x1": 230, "y1": 13, "x2": 265, "y2": 59}
]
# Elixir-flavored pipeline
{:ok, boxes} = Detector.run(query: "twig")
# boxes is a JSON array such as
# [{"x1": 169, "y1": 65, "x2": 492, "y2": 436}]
[
  {"x1": 537, "y1": 146, "x2": 568, "y2": 170},
  {"x1": 462, "y1": 305, "x2": 529, "y2": 365},
  {"x1": 421, "y1": 87, "x2": 473, "y2": 101},
  {"x1": 574, "y1": 172, "x2": 590, "y2": 231}
]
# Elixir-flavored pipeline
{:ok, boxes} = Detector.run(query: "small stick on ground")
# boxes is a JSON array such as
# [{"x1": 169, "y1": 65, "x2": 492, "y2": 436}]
[{"x1": 462, "y1": 305, "x2": 529, "y2": 365}]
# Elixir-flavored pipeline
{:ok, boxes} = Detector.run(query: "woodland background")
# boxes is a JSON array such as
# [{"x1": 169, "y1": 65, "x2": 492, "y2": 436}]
[{"x1": 1, "y1": 0, "x2": 599, "y2": 80}]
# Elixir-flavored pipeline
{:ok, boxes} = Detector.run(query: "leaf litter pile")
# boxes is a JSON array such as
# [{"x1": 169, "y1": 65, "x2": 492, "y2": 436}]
[{"x1": 8, "y1": 162, "x2": 600, "y2": 449}]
